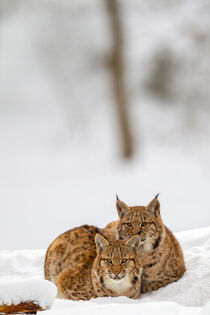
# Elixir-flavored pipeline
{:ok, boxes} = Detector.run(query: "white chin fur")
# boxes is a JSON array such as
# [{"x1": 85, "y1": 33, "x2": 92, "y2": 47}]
[
  {"x1": 142, "y1": 238, "x2": 154, "y2": 252},
  {"x1": 143, "y1": 228, "x2": 166, "y2": 252},
  {"x1": 104, "y1": 275, "x2": 132, "y2": 293}
]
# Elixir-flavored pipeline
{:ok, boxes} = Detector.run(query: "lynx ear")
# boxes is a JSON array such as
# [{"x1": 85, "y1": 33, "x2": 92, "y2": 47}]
[
  {"x1": 146, "y1": 197, "x2": 160, "y2": 217},
  {"x1": 116, "y1": 196, "x2": 130, "y2": 219},
  {"x1": 95, "y1": 234, "x2": 109, "y2": 252},
  {"x1": 125, "y1": 235, "x2": 140, "y2": 254}
]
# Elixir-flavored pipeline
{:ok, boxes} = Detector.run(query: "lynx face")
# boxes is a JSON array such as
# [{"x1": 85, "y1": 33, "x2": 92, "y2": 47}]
[
  {"x1": 116, "y1": 197, "x2": 165, "y2": 253},
  {"x1": 93, "y1": 234, "x2": 142, "y2": 295}
]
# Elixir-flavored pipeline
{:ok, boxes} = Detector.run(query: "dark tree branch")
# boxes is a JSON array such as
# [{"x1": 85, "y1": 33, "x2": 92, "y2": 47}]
[{"x1": 105, "y1": 0, "x2": 134, "y2": 158}]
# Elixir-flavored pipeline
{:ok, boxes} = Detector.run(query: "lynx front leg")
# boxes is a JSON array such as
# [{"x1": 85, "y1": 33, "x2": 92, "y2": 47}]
[
  {"x1": 141, "y1": 270, "x2": 185, "y2": 293},
  {"x1": 57, "y1": 267, "x2": 94, "y2": 301},
  {"x1": 141, "y1": 277, "x2": 178, "y2": 293},
  {"x1": 128, "y1": 287, "x2": 141, "y2": 299},
  {"x1": 141, "y1": 280, "x2": 165, "y2": 293}
]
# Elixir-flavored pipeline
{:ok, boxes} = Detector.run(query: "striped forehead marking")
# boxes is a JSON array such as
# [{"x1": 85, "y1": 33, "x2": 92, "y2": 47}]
[
  {"x1": 107, "y1": 244, "x2": 126, "y2": 259},
  {"x1": 130, "y1": 208, "x2": 144, "y2": 223}
]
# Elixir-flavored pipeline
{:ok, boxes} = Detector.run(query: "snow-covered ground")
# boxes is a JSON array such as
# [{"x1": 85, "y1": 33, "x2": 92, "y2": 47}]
[{"x1": 0, "y1": 227, "x2": 210, "y2": 314}]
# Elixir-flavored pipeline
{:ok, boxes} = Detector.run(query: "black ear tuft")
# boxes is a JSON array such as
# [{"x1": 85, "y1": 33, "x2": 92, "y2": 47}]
[
  {"x1": 116, "y1": 194, "x2": 119, "y2": 200},
  {"x1": 155, "y1": 193, "x2": 160, "y2": 199}
]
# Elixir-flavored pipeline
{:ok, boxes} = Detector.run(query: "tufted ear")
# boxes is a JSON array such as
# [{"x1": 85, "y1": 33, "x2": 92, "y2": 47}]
[
  {"x1": 146, "y1": 196, "x2": 160, "y2": 217},
  {"x1": 116, "y1": 195, "x2": 130, "y2": 219},
  {"x1": 125, "y1": 235, "x2": 140, "y2": 254},
  {"x1": 95, "y1": 234, "x2": 109, "y2": 252}
]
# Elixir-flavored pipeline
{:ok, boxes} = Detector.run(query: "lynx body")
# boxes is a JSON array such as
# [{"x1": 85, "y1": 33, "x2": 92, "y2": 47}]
[{"x1": 114, "y1": 196, "x2": 186, "y2": 292}]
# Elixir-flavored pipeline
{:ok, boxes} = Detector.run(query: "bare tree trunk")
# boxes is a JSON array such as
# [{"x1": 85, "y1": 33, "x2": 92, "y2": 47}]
[{"x1": 105, "y1": 0, "x2": 134, "y2": 159}]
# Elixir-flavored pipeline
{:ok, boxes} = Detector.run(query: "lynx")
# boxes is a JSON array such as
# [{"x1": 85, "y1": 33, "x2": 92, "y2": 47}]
[
  {"x1": 45, "y1": 195, "x2": 185, "y2": 297},
  {"x1": 91, "y1": 234, "x2": 142, "y2": 299},
  {"x1": 113, "y1": 195, "x2": 186, "y2": 293},
  {"x1": 46, "y1": 233, "x2": 142, "y2": 300}
]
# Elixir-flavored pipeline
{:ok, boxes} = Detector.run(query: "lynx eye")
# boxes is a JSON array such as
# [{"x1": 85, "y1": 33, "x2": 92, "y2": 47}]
[
  {"x1": 123, "y1": 222, "x2": 132, "y2": 228},
  {"x1": 141, "y1": 222, "x2": 149, "y2": 227},
  {"x1": 121, "y1": 258, "x2": 129, "y2": 264},
  {"x1": 104, "y1": 258, "x2": 112, "y2": 264}
]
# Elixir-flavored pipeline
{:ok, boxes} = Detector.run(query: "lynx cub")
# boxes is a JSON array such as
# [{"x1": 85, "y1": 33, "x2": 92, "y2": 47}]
[
  {"x1": 113, "y1": 196, "x2": 186, "y2": 292},
  {"x1": 92, "y1": 234, "x2": 142, "y2": 299},
  {"x1": 48, "y1": 233, "x2": 142, "y2": 300}
]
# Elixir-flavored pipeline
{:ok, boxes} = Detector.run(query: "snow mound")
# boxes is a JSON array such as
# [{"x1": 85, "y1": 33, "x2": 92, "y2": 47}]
[
  {"x1": 0, "y1": 250, "x2": 45, "y2": 279},
  {"x1": 0, "y1": 278, "x2": 57, "y2": 308}
]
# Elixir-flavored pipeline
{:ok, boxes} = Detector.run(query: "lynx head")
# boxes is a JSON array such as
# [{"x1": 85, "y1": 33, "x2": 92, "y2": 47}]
[
  {"x1": 116, "y1": 195, "x2": 165, "y2": 253},
  {"x1": 93, "y1": 234, "x2": 142, "y2": 294}
]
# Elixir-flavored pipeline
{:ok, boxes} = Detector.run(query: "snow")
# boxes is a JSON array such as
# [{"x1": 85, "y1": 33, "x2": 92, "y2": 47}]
[
  {"x1": 46, "y1": 300, "x2": 202, "y2": 315},
  {"x1": 0, "y1": 227, "x2": 210, "y2": 314},
  {"x1": 0, "y1": 278, "x2": 57, "y2": 309}
]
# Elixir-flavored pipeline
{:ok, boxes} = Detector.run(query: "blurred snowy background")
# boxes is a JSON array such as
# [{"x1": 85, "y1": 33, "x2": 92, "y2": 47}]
[{"x1": 1, "y1": 0, "x2": 210, "y2": 250}]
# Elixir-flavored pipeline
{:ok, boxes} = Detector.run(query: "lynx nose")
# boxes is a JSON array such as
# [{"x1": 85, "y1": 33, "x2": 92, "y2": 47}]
[
  {"x1": 110, "y1": 270, "x2": 124, "y2": 280},
  {"x1": 112, "y1": 272, "x2": 122, "y2": 280},
  {"x1": 111, "y1": 270, "x2": 120, "y2": 276},
  {"x1": 111, "y1": 271, "x2": 121, "y2": 279},
  {"x1": 114, "y1": 271, "x2": 120, "y2": 275},
  {"x1": 137, "y1": 230, "x2": 142, "y2": 236}
]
